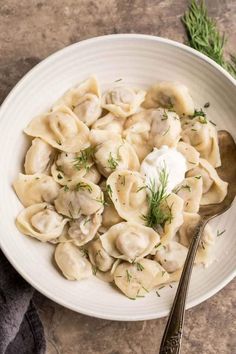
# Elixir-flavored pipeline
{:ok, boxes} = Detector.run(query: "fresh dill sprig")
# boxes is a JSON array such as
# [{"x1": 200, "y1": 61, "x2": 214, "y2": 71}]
[
  {"x1": 182, "y1": 0, "x2": 236, "y2": 78},
  {"x1": 136, "y1": 262, "x2": 145, "y2": 271},
  {"x1": 192, "y1": 108, "x2": 206, "y2": 118},
  {"x1": 142, "y1": 167, "x2": 172, "y2": 229},
  {"x1": 74, "y1": 147, "x2": 95, "y2": 172}
]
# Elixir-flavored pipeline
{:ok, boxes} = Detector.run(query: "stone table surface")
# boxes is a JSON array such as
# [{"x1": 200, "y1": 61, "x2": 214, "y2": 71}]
[{"x1": 0, "y1": 1, "x2": 235, "y2": 353}]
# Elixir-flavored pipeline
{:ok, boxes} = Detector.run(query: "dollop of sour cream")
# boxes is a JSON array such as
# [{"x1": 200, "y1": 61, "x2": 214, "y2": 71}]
[{"x1": 140, "y1": 146, "x2": 187, "y2": 194}]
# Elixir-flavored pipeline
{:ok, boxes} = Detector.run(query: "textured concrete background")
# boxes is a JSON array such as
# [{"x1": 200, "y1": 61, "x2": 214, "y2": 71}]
[{"x1": 0, "y1": 1, "x2": 235, "y2": 353}]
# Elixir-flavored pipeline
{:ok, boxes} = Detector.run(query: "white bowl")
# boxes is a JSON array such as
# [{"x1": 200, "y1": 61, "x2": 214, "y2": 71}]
[{"x1": 0, "y1": 34, "x2": 235, "y2": 321}]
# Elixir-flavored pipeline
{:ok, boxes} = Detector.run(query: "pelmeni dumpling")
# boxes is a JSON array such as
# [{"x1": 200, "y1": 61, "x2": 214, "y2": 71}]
[
  {"x1": 67, "y1": 212, "x2": 102, "y2": 246},
  {"x1": 56, "y1": 76, "x2": 102, "y2": 126},
  {"x1": 16, "y1": 203, "x2": 69, "y2": 242},
  {"x1": 54, "y1": 178, "x2": 104, "y2": 218},
  {"x1": 24, "y1": 105, "x2": 90, "y2": 153},
  {"x1": 173, "y1": 176, "x2": 203, "y2": 213},
  {"x1": 88, "y1": 239, "x2": 115, "y2": 272},
  {"x1": 155, "y1": 241, "x2": 188, "y2": 273},
  {"x1": 100, "y1": 222, "x2": 160, "y2": 263},
  {"x1": 150, "y1": 109, "x2": 181, "y2": 148},
  {"x1": 123, "y1": 111, "x2": 153, "y2": 162},
  {"x1": 51, "y1": 150, "x2": 100, "y2": 185},
  {"x1": 160, "y1": 193, "x2": 184, "y2": 245},
  {"x1": 178, "y1": 212, "x2": 216, "y2": 265},
  {"x1": 114, "y1": 259, "x2": 169, "y2": 299},
  {"x1": 101, "y1": 86, "x2": 146, "y2": 118},
  {"x1": 143, "y1": 81, "x2": 194, "y2": 116},
  {"x1": 91, "y1": 113, "x2": 125, "y2": 135},
  {"x1": 107, "y1": 170, "x2": 148, "y2": 224},
  {"x1": 181, "y1": 117, "x2": 221, "y2": 167},
  {"x1": 13, "y1": 173, "x2": 60, "y2": 207},
  {"x1": 24, "y1": 138, "x2": 55, "y2": 175},
  {"x1": 94, "y1": 136, "x2": 140, "y2": 178},
  {"x1": 55, "y1": 242, "x2": 92, "y2": 280},
  {"x1": 177, "y1": 141, "x2": 200, "y2": 170},
  {"x1": 102, "y1": 203, "x2": 124, "y2": 228},
  {"x1": 187, "y1": 158, "x2": 228, "y2": 205}
]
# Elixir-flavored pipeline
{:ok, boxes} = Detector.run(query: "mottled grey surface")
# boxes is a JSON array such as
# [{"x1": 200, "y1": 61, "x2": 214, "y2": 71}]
[{"x1": 0, "y1": 0, "x2": 235, "y2": 353}]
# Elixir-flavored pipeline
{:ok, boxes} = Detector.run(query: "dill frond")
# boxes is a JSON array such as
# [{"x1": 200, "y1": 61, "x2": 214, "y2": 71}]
[{"x1": 182, "y1": 0, "x2": 236, "y2": 78}]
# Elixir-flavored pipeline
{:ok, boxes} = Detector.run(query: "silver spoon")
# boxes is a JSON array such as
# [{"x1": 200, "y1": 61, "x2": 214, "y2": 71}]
[{"x1": 159, "y1": 130, "x2": 236, "y2": 354}]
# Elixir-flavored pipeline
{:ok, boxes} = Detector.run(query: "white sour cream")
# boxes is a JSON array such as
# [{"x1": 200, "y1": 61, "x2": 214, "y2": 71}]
[{"x1": 140, "y1": 146, "x2": 187, "y2": 193}]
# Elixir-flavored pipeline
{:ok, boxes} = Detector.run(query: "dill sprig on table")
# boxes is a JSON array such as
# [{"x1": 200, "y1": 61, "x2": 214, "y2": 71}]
[
  {"x1": 182, "y1": 0, "x2": 236, "y2": 78},
  {"x1": 142, "y1": 167, "x2": 172, "y2": 229}
]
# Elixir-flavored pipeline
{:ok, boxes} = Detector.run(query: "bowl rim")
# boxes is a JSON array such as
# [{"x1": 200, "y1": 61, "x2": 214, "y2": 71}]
[{"x1": 0, "y1": 34, "x2": 235, "y2": 321}]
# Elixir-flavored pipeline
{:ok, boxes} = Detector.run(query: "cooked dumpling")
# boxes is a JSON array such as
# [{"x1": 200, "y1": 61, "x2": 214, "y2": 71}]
[
  {"x1": 24, "y1": 138, "x2": 55, "y2": 175},
  {"x1": 177, "y1": 141, "x2": 200, "y2": 170},
  {"x1": 88, "y1": 239, "x2": 115, "y2": 272},
  {"x1": 91, "y1": 112, "x2": 125, "y2": 135},
  {"x1": 150, "y1": 109, "x2": 181, "y2": 148},
  {"x1": 51, "y1": 149, "x2": 100, "y2": 185},
  {"x1": 100, "y1": 222, "x2": 160, "y2": 262},
  {"x1": 94, "y1": 136, "x2": 140, "y2": 178},
  {"x1": 54, "y1": 178, "x2": 104, "y2": 218},
  {"x1": 178, "y1": 212, "x2": 216, "y2": 265},
  {"x1": 101, "y1": 86, "x2": 146, "y2": 118},
  {"x1": 187, "y1": 158, "x2": 228, "y2": 205},
  {"x1": 13, "y1": 173, "x2": 60, "y2": 207},
  {"x1": 24, "y1": 105, "x2": 90, "y2": 153},
  {"x1": 143, "y1": 81, "x2": 194, "y2": 116},
  {"x1": 173, "y1": 176, "x2": 203, "y2": 213},
  {"x1": 114, "y1": 259, "x2": 169, "y2": 299},
  {"x1": 107, "y1": 170, "x2": 148, "y2": 224},
  {"x1": 160, "y1": 193, "x2": 184, "y2": 244},
  {"x1": 181, "y1": 117, "x2": 221, "y2": 167},
  {"x1": 67, "y1": 212, "x2": 102, "y2": 246},
  {"x1": 155, "y1": 241, "x2": 188, "y2": 273},
  {"x1": 123, "y1": 110, "x2": 153, "y2": 161},
  {"x1": 16, "y1": 203, "x2": 69, "y2": 242},
  {"x1": 56, "y1": 76, "x2": 101, "y2": 126},
  {"x1": 102, "y1": 203, "x2": 124, "y2": 228},
  {"x1": 55, "y1": 242, "x2": 92, "y2": 280}
]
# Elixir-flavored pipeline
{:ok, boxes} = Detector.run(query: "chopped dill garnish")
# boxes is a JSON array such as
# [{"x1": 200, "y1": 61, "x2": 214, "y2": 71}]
[
  {"x1": 161, "y1": 110, "x2": 168, "y2": 121},
  {"x1": 64, "y1": 185, "x2": 69, "y2": 192},
  {"x1": 162, "y1": 126, "x2": 170, "y2": 136},
  {"x1": 142, "y1": 167, "x2": 172, "y2": 229},
  {"x1": 114, "y1": 78, "x2": 122, "y2": 82},
  {"x1": 192, "y1": 108, "x2": 206, "y2": 118},
  {"x1": 95, "y1": 195, "x2": 107, "y2": 206},
  {"x1": 169, "y1": 284, "x2": 173, "y2": 288},
  {"x1": 136, "y1": 185, "x2": 146, "y2": 193},
  {"x1": 107, "y1": 152, "x2": 119, "y2": 170},
  {"x1": 174, "y1": 184, "x2": 192, "y2": 194},
  {"x1": 201, "y1": 241, "x2": 205, "y2": 250},
  {"x1": 182, "y1": 0, "x2": 236, "y2": 78},
  {"x1": 155, "y1": 242, "x2": 162, "y2": 249},
  {"x1": 204, "y1": 102, "x2": 210, "y2": 108},
  {"x1": 56, "y1": 139, "x2": 62, "y2": 145},
  {"x1": 141, "y1": 285, "x2": 149, "y2": 293},
  {"x1": 136, "y1": 263, "x2": 144, "y2": 271},
  {"x1": 92, "y1": 265, "x2": 98, "y2": 275},
  {"x1": 210, "y1": 120, "x2": 216, "y2": 126},
  {"x1": 73, "y1": 147, "x2": 95, "y2": 172},
  {"x1": 74, "y1": 182, "x2": 92, "y2": 193},
  {"x1": 159, "y1": 285, "x2": 166, "y2": 290},
  {"x1": 198, "y1": 116, "x2": 208, "y2": 124},
  {"x1": 156, "y1": 291, "x2": 161, "y2": 297},
  {"x1": 80, "y1": 248, "x2": 89, "y2": 258},
  {"x1": 106, "y1": 184, "x2": 113, "y2": 197},
  {"x1": 217, "y1": 229, "x2": 226, "y2": 237},
  {"x1": 126, "y1": 270, "x2": 132, "y2": 282},
  {"x1": 83, "y1": 217, "x2": 91, "y2": 226}
]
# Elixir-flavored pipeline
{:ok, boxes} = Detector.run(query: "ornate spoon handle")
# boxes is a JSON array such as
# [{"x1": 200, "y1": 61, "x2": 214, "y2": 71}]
[{"x1": 159, "y1": 217, "x2": 207, "y2": 354}]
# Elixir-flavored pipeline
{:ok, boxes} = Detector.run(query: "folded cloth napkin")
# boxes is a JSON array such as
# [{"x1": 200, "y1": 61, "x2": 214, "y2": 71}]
[{"x1": 0, "y1": 250, "x2": 46, "y2": 354}]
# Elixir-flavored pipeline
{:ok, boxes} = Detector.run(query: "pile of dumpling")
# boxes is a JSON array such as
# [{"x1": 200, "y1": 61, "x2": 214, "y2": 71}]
[{"x1": 13, "y1": 76, "x2": 228, "y2": 300}]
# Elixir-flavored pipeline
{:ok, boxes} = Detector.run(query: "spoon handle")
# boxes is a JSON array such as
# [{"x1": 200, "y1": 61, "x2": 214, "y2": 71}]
[{"x1": 159, "y1": 217, "x2": 207, "y2": 354}]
